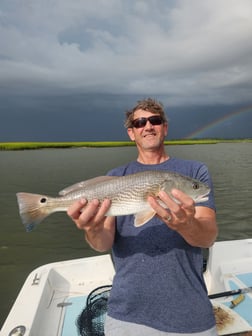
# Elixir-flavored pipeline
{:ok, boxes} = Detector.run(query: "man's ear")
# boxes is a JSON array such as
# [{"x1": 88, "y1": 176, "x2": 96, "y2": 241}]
[
  {"x1": 164, "y1": 122, "x2": 168, "y2": 137},
  {"x1": 127, "y1": 128, "x2": 135, "y2": 141}
]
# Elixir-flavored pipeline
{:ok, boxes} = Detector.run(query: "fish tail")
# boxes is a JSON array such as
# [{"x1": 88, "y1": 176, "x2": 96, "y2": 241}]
[{"x1": 16, "y1": 192, "x2": 53, "y2": 232}]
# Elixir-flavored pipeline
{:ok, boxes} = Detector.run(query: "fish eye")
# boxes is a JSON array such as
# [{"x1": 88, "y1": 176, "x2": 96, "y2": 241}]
[
  {"x1": 192, "y1": 182, "x2": 199, "y2": 190},
  {"x1": 40, "y1": 197, "x2": 47, "y2": 203}
]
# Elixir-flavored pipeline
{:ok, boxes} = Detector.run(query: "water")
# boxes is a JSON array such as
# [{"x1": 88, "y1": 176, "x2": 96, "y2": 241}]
[{"x1": 0, "y1": 143, "x2": 252, "y2": 326}]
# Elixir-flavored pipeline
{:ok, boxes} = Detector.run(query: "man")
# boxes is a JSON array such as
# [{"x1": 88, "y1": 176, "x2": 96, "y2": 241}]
[{"x1": 68, "y1": 98, "x2": 218, "y2": 335}]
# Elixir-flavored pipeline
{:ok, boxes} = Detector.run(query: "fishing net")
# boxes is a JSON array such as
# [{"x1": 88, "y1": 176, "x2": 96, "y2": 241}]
[{"x1": 76, "y1": 285, "x2": 112, "y2": 336}]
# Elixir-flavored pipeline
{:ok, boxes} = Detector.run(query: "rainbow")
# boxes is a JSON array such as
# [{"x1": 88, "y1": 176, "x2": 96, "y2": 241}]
[{"x1": 185, "y1": 105, "x2": 252, "y2": 139}]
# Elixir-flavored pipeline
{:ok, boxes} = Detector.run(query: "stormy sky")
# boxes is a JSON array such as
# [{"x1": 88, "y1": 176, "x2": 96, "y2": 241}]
[{"x1": 0, "y1": 0, "x2": 252, "y2": 141}]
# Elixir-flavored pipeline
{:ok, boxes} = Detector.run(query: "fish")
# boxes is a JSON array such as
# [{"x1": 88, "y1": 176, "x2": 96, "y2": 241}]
[{"x1": 16, "y1": 170, "x2": 210, "y2": 232}]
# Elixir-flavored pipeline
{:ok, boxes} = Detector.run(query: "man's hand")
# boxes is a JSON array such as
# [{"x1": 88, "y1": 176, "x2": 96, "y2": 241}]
[
  {"x1": 67, "y1": 198, "x2": 115, "y2": 252},
  {"x1": 67, "y1": 198, "x2": 111, "y2": 232},
  {"x1": 148, "y1": 189, "x2": 196, "y2": 231}
]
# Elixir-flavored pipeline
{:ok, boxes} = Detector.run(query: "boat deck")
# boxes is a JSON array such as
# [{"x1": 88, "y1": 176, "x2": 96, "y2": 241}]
[
  {"x1": 0, "y1": 254, "x2": 114, "y2": 336},
  {"x1": 206, "y1": 239, "x2": 252, "y2": 335},
  {"x1": 62, "y1": 296, "x2": 86, "y2": 336},
  {"x1": 2, "y1": 240, "x2": 252, "y2": 336}
]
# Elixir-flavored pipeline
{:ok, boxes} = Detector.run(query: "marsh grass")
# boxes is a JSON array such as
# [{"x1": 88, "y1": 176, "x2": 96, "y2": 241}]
[
  {"x1": 0, "y1": 139, "x2": 251, "y2": 150},
  {"x1": 0, "y1": 141, "x2": 133, "y2": 150}
]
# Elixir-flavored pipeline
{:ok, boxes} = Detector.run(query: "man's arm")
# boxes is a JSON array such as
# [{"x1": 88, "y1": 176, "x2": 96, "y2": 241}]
[{"x1": 148, "y1": 189, "x2": 218, "y2": 248}]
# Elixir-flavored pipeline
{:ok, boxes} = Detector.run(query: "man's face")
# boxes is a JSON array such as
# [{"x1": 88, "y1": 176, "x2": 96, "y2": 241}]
[{"x1": 127, "y1": 109, "x2": 168, "y2": 151}]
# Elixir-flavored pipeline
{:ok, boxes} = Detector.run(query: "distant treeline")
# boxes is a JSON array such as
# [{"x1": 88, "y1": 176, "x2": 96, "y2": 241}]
[{"x1": 0, "y1": 139, "x2": 251, "y2": 150}]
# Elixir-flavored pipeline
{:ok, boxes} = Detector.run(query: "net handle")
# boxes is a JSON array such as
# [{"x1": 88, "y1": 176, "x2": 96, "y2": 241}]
[{"x1": 87, "y1": 285, "x2": 112, "y2": 305}]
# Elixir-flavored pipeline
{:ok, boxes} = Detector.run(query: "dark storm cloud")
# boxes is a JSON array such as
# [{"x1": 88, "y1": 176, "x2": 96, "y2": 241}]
[{"x1": 0, "y1": 0, "x2": 252, "y2": 140}]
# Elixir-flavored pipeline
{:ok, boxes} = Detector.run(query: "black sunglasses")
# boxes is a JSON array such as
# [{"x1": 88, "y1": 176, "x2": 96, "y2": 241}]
[{"x1": 131, "y1": 115, "x2": 164, "y2": 128}]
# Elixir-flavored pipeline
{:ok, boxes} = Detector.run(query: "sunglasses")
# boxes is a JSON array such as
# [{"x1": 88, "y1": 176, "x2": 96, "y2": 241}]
[{"x1": 131, "y1": 115, "x2": 164, "y2": 128}]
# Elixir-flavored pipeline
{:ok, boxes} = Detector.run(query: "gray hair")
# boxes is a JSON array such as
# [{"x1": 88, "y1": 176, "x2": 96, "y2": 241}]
[{"x1": 124, "y1": 98, "x2": 168, "y2": 128}]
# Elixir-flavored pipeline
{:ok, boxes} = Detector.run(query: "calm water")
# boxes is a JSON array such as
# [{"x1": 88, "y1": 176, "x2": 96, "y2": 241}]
[{"x1": 0, "y1": 143, "x2": 252, "y2": 326}]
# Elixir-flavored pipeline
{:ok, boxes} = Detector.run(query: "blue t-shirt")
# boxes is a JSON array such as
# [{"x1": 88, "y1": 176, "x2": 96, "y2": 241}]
[{"x1": 107, "y1": 158, "x2": 216, "y2": 333}]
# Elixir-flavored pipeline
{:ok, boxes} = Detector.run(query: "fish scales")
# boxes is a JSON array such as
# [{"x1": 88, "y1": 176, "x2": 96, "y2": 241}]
[
  {"x1": 16, "y1": 170, "x2": 210, "y2": 232},
  {"x1": 63, "y1": 175, "x2": 157, "y2": 215}
]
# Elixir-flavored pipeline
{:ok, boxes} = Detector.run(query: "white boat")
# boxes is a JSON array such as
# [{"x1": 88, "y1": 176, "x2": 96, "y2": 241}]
[{"x1": 1, "y1": 239, "x2": 252, "y2": 336}]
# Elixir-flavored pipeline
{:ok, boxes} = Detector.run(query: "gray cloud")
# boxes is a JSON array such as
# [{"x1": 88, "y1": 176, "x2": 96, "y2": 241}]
[{"x1": 1, "y1": 0, "x2": 252, "y2": 106}]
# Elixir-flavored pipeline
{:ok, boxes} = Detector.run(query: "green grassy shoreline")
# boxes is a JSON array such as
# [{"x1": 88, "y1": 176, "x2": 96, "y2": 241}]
[{"x1": 0, "y1": 139, "x2": 251, "y2": 150}]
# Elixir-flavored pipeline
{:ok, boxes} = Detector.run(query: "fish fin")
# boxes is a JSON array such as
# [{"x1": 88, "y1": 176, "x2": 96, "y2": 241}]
[
  {"x1": 59, "y1": 176, "x2": 119, "y2": 196},
  {"x1": 134, "y1": 210, "x2": 156, "y2": 227},
  {"x1": 16, "y1": 193, "x2": 53, "y2": 232}
]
